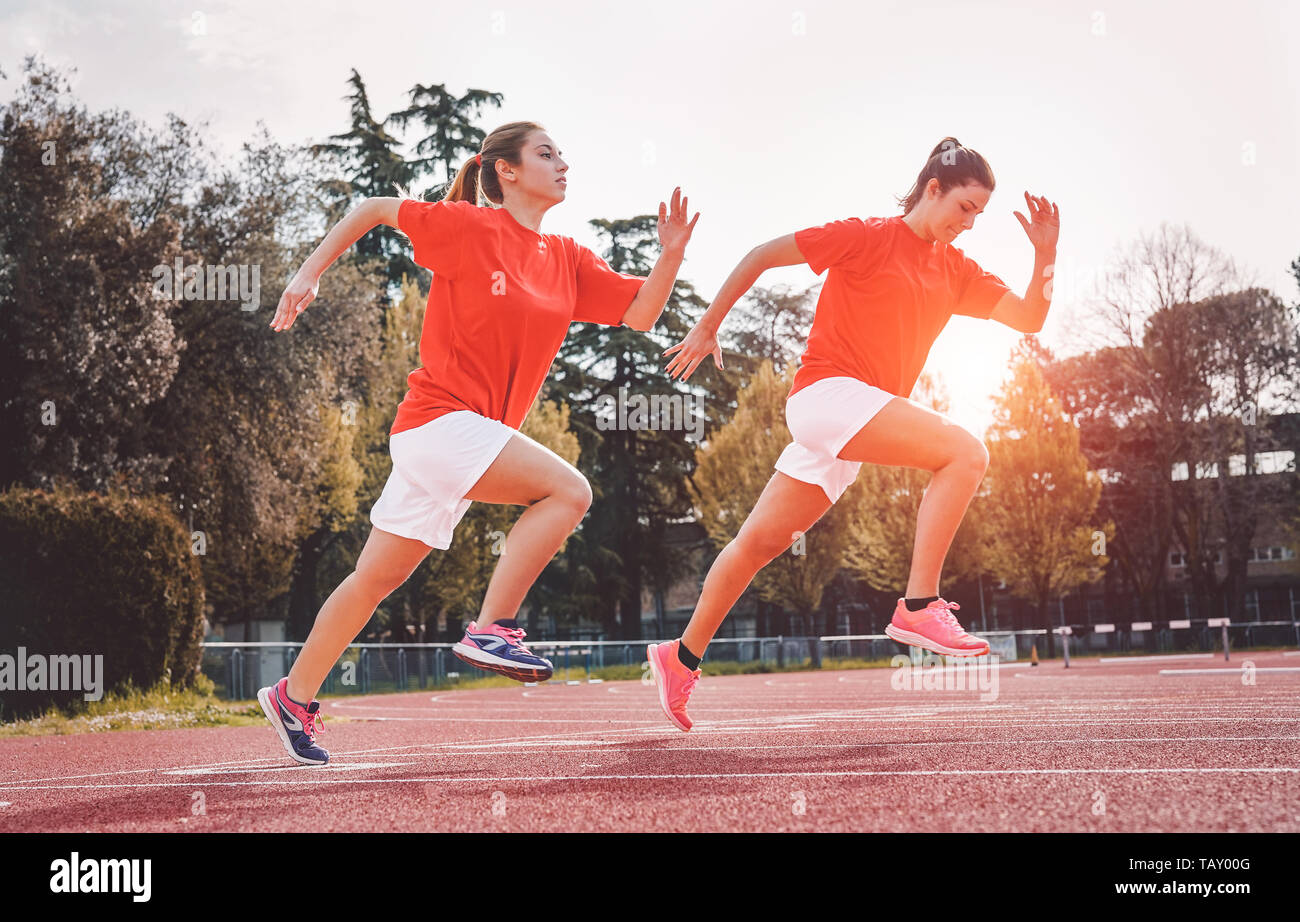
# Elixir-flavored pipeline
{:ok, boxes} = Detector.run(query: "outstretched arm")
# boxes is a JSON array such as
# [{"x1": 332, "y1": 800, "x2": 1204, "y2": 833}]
[
  {"x1": 663, "y1": 233, "x2": 806, "y2": 381},
  {"x1": 620, "y1": 187, "x2": 700, "y2": 331},
  {"x1": 989, "y1": 192, "x2": 1059, "y2": 335},
  {"x1": 270, "y1": 197, "x2": 398, "y2": 332}
]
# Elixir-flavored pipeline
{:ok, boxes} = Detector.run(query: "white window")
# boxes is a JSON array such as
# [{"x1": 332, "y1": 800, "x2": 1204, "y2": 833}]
[{"x1": 1256, "y1": 450, "x2": 1296, "y2": 474}]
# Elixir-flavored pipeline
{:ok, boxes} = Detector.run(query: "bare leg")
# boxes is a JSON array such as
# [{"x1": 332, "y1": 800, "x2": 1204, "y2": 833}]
[
  {"x1": 462, "y1": 433, "x2": 593, "y2": 626},
  {"x1": 680, "y1": 472, "x2": 832, "y2": 657},
  {"x1": 287, "y1": 432, "x2": 591, "y2": 701},
  {"x1": 287, "y1": 526, "x2": 431, "y2": 703},
  {"x1": 836, "y1": 396, "x2": 989, "y2": 599}
]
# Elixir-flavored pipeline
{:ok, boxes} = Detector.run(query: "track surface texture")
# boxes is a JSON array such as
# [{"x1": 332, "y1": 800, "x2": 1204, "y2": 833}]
[{"x1": 2, "y1": 652, "x2": 1298, "y2": 832}]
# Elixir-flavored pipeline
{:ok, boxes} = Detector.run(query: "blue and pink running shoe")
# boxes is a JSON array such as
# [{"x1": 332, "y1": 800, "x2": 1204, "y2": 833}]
[
  {"x1": 453, "y1": 620, "x2": 554, "y2": 682},
  {"x1": 257, "y1": 677, "x2": 329, "y2": 765}
]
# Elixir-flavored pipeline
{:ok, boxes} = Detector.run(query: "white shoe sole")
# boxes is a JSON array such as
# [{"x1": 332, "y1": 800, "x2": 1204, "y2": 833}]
[
  {"x1": 452, "y1": 641, "x2": 551, "y2": 675},
  {"x1": 884, "y1": 624, "x2": 989, "y2": 658},
  {"x1": 646, "y1": 644, "x2": 691, "y2": 732},
  {"x1": 256, "y1": 686, "x2": 329, "y2": 766}
]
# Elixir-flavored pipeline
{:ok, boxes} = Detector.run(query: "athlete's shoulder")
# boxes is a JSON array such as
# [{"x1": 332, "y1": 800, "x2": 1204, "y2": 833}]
[
  {"x1": 553, "y1": 234, "x2": 593, "y2": 267},
  {"x1": 398, "y1": 196, "x2": 482, "y2": 227}
]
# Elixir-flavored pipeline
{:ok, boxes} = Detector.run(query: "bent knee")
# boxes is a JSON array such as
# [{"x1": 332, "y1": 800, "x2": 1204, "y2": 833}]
[
  {"x1": 734, "y1": 527, "x2": 797, "y2": 564},
  {"x1": 551, "y1": 474, "x2": 593, "y2": 515},
  {"x1": 351, "y1": 565, "x2": 408, "y2": 601},
  {"x1": 943, "y1": 435, "x2": 989, "y2": 476}
]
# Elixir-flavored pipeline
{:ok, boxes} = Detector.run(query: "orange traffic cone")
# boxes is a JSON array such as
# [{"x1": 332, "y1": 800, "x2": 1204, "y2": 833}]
[{"x1": 1030, "y1": 643, "x2": 1039, "y2": 666}]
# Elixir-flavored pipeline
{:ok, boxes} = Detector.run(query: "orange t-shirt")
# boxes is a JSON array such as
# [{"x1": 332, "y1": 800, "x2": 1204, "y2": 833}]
[
  {"x1": 790, "y1": 214, "x2": 1011, "y2": 400},
  {"x1": 391, "y1": 198, "x2": 646, "y2": 435}
]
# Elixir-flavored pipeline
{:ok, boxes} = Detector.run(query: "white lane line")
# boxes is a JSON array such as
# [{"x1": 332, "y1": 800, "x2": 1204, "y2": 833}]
[
  {"x1": 330, "y1": 716, "x2": 664, "y2": 723},
  {"x1": 0, "y1": 711, "x2": 737, "y2": 785},
  {"x1": 328, "y1": 702, "x2": 1300, "y2": 720},
  {"x1": 302, "y1": 735, "x2": 1300, "y2": 757},
  {"x1": 4, "y1": 765, "x2": 1298, "y2": 791},
  {"x1": 161, "y1": 761, "x2": 412, "y2": 776},
  {"x1": 1160, "y1": 667, "x2": 1300, "y2": 675},
  {"x1": 6, "y1": 688, "x2": 1297, "y2": 787},
  {"x1": 1099, "y1": 654, "x2": 1216, "y2": 664},
  {"x1": 331, "y1": 702, "x2": 868, "y2": 713},
  {"x1": 2, "y1": 754, "x2": 309, "y2": 786}
]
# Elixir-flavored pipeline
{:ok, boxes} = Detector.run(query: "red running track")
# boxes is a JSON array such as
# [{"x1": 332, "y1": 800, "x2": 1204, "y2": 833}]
[{"x1": 2, "y1": 652, "x2": 1299, "y2": 832}]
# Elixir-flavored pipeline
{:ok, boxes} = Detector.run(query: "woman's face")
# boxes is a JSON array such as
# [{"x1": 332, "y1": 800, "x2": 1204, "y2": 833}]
[
  {"x1": 498, "y1": 130, "x2": 569, "y2": 205},
  {"x1": 927, "y1": 180, "x2": 990, "y2": 243}
]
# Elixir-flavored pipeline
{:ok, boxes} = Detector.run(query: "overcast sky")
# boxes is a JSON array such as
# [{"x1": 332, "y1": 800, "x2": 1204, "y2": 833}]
[{"x1": 4, "y1": 0, "x2": 1297, "y2": 435}]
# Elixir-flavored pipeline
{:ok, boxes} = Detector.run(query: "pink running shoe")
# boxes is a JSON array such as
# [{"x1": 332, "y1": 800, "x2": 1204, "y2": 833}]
[
  {"x1": 885, "y1": 598, "x2": 990, "y2": 657},
  {"x1": 646, "y1": 640, "x2": 701, "y2": 732},
  {"x1": 256, "y1": 677, "x2": 329, "y2": 765}
]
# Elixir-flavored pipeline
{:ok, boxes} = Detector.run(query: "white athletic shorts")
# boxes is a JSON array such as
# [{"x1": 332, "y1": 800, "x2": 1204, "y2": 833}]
[
  {"x1": 773, "y1": 376, "x2": 897, "y2": 504},
  {"x1": 369, "y1": 410, "x2": 516, "y2": 550}
]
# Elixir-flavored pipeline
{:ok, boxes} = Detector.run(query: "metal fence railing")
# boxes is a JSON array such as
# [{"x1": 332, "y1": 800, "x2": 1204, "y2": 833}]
[{"x1": 202, "y1": 619, "x2": 1300, "y2": 700}]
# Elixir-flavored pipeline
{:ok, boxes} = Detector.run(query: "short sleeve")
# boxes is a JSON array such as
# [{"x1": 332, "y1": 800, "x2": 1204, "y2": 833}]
[
  {"x1": 950, "y1": 249, "x2": 1011, "y2": 320},
  {"x1": 397, "y1": 198, "x2": 468, "y2": 278},
  {"x1": 794, "y1": 218, "x2": 869, "y2": 275},
  {"x1": 572, "y1": 244, "x2": 645, "y2": 326}
]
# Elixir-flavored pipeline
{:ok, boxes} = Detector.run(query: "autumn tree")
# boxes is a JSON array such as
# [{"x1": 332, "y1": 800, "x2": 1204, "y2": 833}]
[
  {"x1": 691, "y1": 361, "x2": 853, "y2": 662},
  {"x1": 842, "y1": 371, "x2": 992, "y2": 614},
  {"x1": 984, "y1": 342, "x2": 1115, "y2": 654}
]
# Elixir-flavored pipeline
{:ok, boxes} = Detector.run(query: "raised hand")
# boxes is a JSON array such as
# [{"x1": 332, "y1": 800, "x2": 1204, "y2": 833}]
[
  {"x1": 657, "y1": 186, "x2": 700, "y2": 254},
  {"x1": 270, "y1": 271, "x2": 319, "y2": 332},
  {"x1": 663, "y1": 320, "x2": 724, "y2": 382},
  {"x1": 1013, "y1": 191, "x2": 1059, "y2": 252}
]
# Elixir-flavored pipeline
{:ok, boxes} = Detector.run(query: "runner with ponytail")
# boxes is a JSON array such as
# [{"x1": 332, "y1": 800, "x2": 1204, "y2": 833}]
[
  {"x1": 649, "y1": 136, "x2": 1059, "y2": 731},
  {"x1": 258, "y1": 121, "x2": 699, "y2": 763}
]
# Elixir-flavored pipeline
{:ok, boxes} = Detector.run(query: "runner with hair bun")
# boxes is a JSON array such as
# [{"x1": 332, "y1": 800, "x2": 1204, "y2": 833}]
[
  {"x1": 258, "y1": 121, "x2": 699, "y2": 764},
  {"x1": 649, "y1": 136, "x2": 1059, "y2": 732}
]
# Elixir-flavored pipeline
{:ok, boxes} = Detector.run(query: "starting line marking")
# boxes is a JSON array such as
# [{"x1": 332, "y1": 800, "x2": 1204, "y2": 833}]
[
  {"x1": 136, "y1": 735, "x2": 1300, "y2": 768},
  {"x1": 160, "y1": 761, "x2": 411, "y2": 775},
  {"x1": 4, "y1": 765, "x2": 1299, "y2": 792}
]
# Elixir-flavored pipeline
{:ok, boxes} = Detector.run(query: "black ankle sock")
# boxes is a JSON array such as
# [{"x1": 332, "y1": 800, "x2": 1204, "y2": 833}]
[
  {"x1": 676, "y1": 641, "x2": 701, "y2": 671},
  {"x1": 905, "y1": 596, "x2": 940, "y2": 612},
  {"x1": 491, "y1": 618, "x2": 519, "y2": 630}
]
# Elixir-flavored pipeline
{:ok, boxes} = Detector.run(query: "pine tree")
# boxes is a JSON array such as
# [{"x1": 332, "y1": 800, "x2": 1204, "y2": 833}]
[{"x1": 549, "y1": 215, "x2": 708, "y2": 640}]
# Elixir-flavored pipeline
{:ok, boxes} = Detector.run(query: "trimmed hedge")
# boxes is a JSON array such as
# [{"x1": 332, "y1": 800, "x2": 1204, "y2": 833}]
[{"x1": 0, "y1": 484, "x2": 205, "y2": 721}]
